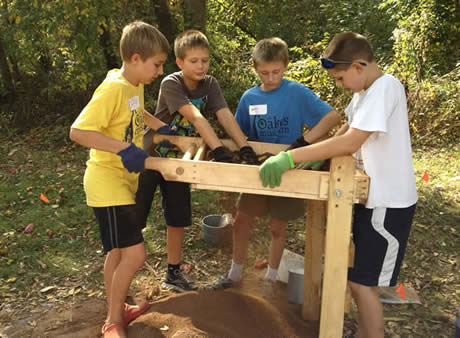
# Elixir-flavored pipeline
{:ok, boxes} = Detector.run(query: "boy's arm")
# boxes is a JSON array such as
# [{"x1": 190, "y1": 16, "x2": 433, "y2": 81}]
[
  {"x1": 215, "y1": 107, "x2": 249, "y2": 148},
  {"x1": 178, "y1": 103, "x2": 223, "y2": 150},
  {"x1": 334, "y1": 122, "x2": 349, "y2": 136},
  {"x1": 291, "y1": 127, "x2": 371, "y2": 163},
  {"x1": 259, "y1": 127, "x2": 372, "y2": 188},
  {"x1": 69, "y1": 128, "x2": 129, "y2": 153},
  {"x1": 144, "y1": 110, "x2": 167, "y2": 130},
  {"x1": 69, "y1": 128, "x2": 149, "y2": 173},
  {"x1": 303, "y1": 109, "x2": 341, "y2": 144}
]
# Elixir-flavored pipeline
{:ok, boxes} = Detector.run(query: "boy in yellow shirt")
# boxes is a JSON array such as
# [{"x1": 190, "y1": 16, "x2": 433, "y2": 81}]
[{"x1": 70, "y1": 21, "x2": 170, "y2": 338}]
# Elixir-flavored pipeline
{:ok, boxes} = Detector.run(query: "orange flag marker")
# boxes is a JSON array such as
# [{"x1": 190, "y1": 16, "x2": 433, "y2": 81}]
[
  {"x1": 395, "y1": 283, "x2": 406, "y2": 300},
  {"x1": 422, "y1": 171, "x2": 429, "y2": 183},
  {"x1": 40, "y1": 193, "x2": 50, "y2": 203}
]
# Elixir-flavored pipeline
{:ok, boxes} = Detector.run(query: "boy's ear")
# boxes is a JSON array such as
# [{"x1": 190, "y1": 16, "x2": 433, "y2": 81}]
[
  {"x1": 176, "y1": 57, "x2": 184, "y2": 70},
  {"x1": 130, "y1": 53, "x2": 142, "y2": 64},
  {"x1": 352, "y1": 62, "x2": 366, "y2": 73}
]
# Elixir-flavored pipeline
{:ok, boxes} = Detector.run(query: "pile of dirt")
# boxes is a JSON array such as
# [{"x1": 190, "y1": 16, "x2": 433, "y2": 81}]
[{"x1": 1, "y1": 272, "x2": 318, "y2": 338}]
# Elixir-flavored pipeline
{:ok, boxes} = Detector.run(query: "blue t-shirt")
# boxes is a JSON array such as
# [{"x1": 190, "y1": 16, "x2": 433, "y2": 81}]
[{"x1": 235, "y1": 78, "x2": 332, "y2": 144}]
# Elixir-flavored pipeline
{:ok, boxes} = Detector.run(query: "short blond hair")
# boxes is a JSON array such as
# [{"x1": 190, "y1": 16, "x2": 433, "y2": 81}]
[
  {"x1": 174, "y1": 30, "x2": 209, "y2": 59},
  {"x1": 120, "y1": 21, "x2": 170, "y2": 62},
  {"x1": 252, "y1": 38, "x2": 289, "y2": 67}
]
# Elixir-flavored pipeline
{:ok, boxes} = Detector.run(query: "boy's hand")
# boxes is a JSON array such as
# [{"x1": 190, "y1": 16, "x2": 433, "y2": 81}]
[
  {"x1": 117, "y1": 143, "x2": 149, "y2": 173},
  {"x1": 259, "y1": 151, "x2": 294, "y2": 188},
  {"x1": 157, "y1": 124, "x2": 178, "y2": 135},
  {"x1": 287, "y1": 136, "x2": 310, "y2": 150},
  {"x1": 239, "y1": 146, "x2": 258, "y2": 164},
  {"x1": 156, "y1": 125, "x2": 178, "y2": 148},
  {"x1": 211, "y1": 146, "x2": 234, "y2": 163}
]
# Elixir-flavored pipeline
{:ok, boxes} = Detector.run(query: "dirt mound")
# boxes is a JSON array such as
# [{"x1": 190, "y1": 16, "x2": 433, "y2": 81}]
[{"x1": 2, "y1": 276, "x2": 318, "y2": 338}]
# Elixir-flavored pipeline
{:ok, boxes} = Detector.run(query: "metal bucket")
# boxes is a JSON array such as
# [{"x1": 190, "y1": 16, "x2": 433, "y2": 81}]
[{"x1": 202, "y1": 215, "x2": 228, "y2": 246}]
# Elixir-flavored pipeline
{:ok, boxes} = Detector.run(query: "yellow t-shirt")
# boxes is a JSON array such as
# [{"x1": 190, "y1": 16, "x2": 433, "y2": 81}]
[{"x1": 71, "y1": 69, "x2": 145, "y2": 207}]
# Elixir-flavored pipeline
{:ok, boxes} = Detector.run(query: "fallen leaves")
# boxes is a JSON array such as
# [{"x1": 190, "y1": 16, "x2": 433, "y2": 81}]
[
  {"x1": 24, "y1": 223, "x2": 34, "y2": 233},
  {"x1": 40, "y1": 193, "x2": 50, "y2": 203}
]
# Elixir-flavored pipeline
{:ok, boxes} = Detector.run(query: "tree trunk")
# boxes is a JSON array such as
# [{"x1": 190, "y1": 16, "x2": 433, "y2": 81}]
[
  {"x1": 0, "y1": 35, "x2": 15, "y2": 95},
  {"x1": 153, "y1": 0, "x2": 177, "y2": 44},
  {"x1": 99, "y1": 23, "x2": 118, "y2": 69},
  {"x1": 183, "y1": 0, "x2": 206, "y2": 32}
]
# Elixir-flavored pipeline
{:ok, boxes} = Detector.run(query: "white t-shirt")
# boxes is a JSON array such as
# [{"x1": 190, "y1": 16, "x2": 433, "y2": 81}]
[{"x1": 345, "y1": 74, "x2": 418, "y2": 208}]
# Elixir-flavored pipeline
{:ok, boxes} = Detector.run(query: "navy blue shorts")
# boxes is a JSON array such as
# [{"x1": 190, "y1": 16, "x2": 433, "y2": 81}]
[
  {"x1": 93, "y1": 205, "x2": 144, "y2": 254},
  {"x1": 135, "y1": 170, "x2": 192, "y2": 228},
  {"x1": 348, "y1": 204, "x2": 416, "y2": 287}
]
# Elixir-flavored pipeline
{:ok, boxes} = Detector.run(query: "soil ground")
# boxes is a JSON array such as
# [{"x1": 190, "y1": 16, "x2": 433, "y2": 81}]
[{"x1": 0, "y1": 269, "x2": 319, "y2": 338}]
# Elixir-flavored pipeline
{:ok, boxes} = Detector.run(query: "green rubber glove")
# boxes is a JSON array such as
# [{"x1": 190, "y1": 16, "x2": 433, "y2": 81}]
[
  {"x1": 259, "y1": 151, "x2": 294, "y2": 188},
  {"x1": 296, "y1": 160, "x2": 325, "y2": 170}
]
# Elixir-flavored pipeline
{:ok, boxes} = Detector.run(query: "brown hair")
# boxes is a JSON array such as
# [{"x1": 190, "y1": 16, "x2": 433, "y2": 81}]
[
  {"x1": 252, "y1": 38, "x2": 289, "y2": 67},
  {"x1": 120, "y1": 21, "x2": 170, "y2": 62},
  {"x1": 323, "y1": 32, "x2": 374, "y2": 70},
  {"x1": 174, "y1": 30, "x2": 209, "y2": 59}
]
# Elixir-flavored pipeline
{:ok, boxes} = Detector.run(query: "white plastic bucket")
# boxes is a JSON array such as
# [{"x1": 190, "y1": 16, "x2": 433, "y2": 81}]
[{"x1": 287, "y1": 268, "x2": 304, "y2": 304}]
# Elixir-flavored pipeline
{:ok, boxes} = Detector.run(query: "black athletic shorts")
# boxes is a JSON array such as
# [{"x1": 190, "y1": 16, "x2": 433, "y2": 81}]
[
  {"x1": 135, "y1": 170, "x2": 192, "y2": 228},
  {"x1": 348, "y1": 203, "x2": 416, "y2": 287},
  {"x1": 93, "y1": 204, "x2": 144, "y2": 254}
]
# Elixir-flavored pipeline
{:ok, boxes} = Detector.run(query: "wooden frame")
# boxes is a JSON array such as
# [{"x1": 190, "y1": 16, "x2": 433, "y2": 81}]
[{"x1": 145, "y1": 135, "x2": 369, "y2": 338}]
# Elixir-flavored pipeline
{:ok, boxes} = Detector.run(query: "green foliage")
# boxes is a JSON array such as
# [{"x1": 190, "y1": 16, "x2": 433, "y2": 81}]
[
  {"x1": 388, "y1": 0, "x2": 460, "y2": 82},
  {"x1": 0, "y1": 0, "x2": 458, "y2": 146},
  {"x1": 406, "y1": 67, "x2": 460, "y2": 146}
]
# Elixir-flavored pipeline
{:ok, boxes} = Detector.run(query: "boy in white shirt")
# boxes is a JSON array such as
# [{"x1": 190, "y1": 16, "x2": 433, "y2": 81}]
[{"x1": 259, "y1": 32, "x2": 417, "y2": 338}]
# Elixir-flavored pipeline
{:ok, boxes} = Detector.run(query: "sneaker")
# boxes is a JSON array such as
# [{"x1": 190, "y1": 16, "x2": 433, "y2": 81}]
[
  {"x1": 162, "y1": 269, "x2": 197, "y2": 293},
  {"x1": 208, "y1": 274, "x2": 241, "y2": 290}
]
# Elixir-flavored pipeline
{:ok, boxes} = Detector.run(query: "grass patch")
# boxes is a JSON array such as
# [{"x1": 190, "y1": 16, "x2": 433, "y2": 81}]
[{"x1": 0, "y1": 127, "x2": 458, "y2": 337}]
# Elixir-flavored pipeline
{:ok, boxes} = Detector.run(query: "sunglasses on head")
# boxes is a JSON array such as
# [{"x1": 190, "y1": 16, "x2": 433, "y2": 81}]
[{"x1": 320, "y1": 57, "x2": 367, "y2": 69}]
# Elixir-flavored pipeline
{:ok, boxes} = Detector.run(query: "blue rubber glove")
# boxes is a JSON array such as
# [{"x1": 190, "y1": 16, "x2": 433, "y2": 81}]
[
  {"x1": 157, "y1": 124, "x2": 178, "y2": 135},
  {"x1": 259, "y1": 151, "x2": 294, "y2": 188},
  {"x1": 156, "y1": 125, "x2": 178, "y2": 148},
  {"x1": 117, "y1": 143, "x2": 149, "y2": 173}
]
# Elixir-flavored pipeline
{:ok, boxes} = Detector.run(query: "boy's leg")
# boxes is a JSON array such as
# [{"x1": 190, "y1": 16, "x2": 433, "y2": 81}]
[
  {"x1": 167, "y1": 226, "x2": 184, "y2": 265},
  {"x1": 93, "y1": 205, "x2": 145, "y2": 330},
  {"x1": 212, "y1": 194, "x2": 263, "y2": 289},
  {"x1": 349, "y1": 281, "x2": 384, "y2": 338},
  {"x1": 266, "y1": 218, "x2": 287, "y2": 281},
  {"x1": 159, "y1": 181, "x2": 194, "y2": 292},
  {"x1": 349, "y1": 204, "x2": 416, "y2": 337},
  {"x1": 232, "y1": 210, "x2": 254, "y2": 265},
  {"x1": 107, "y1": 243, "x2": 146, "y2": 324},
  {"x1": 265, "y1": 197, "x2": 305, "y2": 281},
  {"x1": 104, "y1": 249, "x2": 121, "y2": 311}
]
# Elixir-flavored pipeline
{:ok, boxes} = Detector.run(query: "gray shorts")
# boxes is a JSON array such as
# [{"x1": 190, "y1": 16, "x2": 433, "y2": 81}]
[{"x1": 236, "y1": 193, "x2": 305, "y2": 221}]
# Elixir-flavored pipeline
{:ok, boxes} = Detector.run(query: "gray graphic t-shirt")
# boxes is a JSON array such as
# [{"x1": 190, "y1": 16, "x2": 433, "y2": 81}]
[{"x1": 154, "y1": 71, "x2": 227, "y2": 137}]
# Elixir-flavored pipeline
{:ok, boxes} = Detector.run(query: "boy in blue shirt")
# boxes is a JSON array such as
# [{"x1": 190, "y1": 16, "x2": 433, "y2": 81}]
[
  {"x1": 260, "y1": 32, "x2": 417, "y2": 338},
  {"x1": 215, "y1": 37, "x2": 340, "y2": 288}
]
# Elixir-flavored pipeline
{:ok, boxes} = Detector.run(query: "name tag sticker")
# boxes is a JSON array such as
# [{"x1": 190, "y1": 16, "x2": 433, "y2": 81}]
[
  {"x1": 128, "y1": 96, "x2": 140, "y2": 111},
  {"x1": 249, "y1": 104, "x2": 267, "y2": 115}
]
